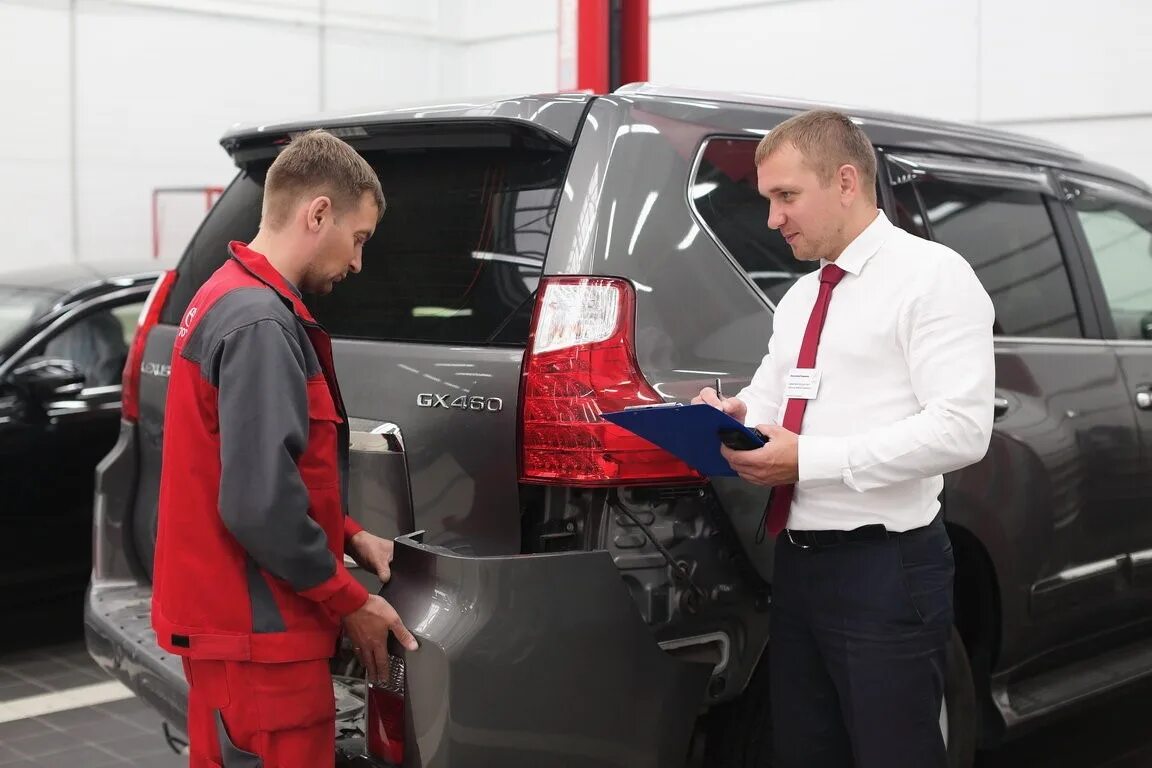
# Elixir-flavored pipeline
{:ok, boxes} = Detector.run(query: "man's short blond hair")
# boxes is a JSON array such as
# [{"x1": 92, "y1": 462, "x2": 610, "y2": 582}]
[
  {"x1": 755, "y1": 110, "x2": 877, "y2": 200},
  {"x1": 263, "y1": 129, "x2": 385, "y2": 229}
]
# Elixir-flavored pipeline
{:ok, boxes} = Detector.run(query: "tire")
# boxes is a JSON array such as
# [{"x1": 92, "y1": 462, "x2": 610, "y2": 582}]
[{"x1": 702, "y1": 626, "x2": 977, "y2": 767}]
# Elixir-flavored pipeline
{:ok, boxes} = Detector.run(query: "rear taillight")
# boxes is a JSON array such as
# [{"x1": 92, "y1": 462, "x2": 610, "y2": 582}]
[
  {"x1": 121, "y1": 270, "x2": 177, "y2": 423},
  {"x1": 519, "y1": 277, "x2": 703, "y2": 485},
  {"x1": 366, "y1": 656, "x2": 406, "y2": 764}
]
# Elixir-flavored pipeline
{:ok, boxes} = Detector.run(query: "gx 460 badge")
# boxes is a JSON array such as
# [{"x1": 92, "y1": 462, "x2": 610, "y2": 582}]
[{"x1": 417, "y1": 393, "x2": 504, "y2": 412}]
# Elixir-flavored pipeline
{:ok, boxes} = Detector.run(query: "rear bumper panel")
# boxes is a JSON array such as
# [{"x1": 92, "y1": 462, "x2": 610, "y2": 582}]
[
  {"x1": 85, "y1": 581, "x2": 188, "y2": 731},
  {"x1": 383, "y1": 533, "x2": 713, "y2": 768}
]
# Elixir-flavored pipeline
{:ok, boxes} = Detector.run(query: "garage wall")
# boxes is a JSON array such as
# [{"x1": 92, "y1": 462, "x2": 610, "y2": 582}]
[
  {"x1": 1, "y1": 0, "x2": 448, "y2": 268},
  {"x1": 439, "y1": 0, "x2": 1152, "y2": 187},
  {"x1": 1, "y1": 1, "x2": 74, "y2": 267},
  {"x1": 3, "y1": 0, "x2": 1151, "y2": 269}
]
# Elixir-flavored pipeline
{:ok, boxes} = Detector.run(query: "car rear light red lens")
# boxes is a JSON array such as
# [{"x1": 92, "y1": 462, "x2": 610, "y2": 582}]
[
  {"x1": 366, "y1": 656, "x2": 406, "y2": 764},
  {"x1": 121, "y1": 270, "x2": 177, "y2": 423},
  {"x1": 519, "y1": 276, "x2": 703, "y2": 486}
]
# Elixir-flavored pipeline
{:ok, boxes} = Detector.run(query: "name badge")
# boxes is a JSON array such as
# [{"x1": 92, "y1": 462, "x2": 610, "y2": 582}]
[{"x1": 784, "y1": 368, "x2": 821, "y2": 400}]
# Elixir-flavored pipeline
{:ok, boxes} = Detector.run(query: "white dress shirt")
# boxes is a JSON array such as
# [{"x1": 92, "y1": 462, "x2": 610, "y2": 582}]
[{"x1": 736, "y1": 211, "x2": 995, "y2": 532}]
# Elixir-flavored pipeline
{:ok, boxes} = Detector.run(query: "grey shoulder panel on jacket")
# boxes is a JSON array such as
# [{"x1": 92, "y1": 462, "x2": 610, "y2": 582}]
[{"x1": 181, "y1": 286, "x2": 320, "y2": 383}]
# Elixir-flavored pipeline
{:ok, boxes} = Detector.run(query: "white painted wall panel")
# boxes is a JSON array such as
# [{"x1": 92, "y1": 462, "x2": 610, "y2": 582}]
[
  {"x1": 980, "y1": 0, "x2": 1152, "y2": 122},
  {"x1": 650, "y1": 0, "x2": 980, "y2": 122},
  {"x1": 459, "y1": 0, "x2": 555, "y2": 41},
  {"x1": 5, "y1": 0, "x2": 1152, "y2": 273},
  {"x1": 324, "y1": 28, "x2": 440, "y2": 112},
  {"x1": 461, "y1": 33, "x2": 560, "y2": 98},
  {"x1": 74, "y1": 2, "x2": 320, "y2": 262},
  {"x1": 0, "y1": 2, "x2": 73, "y2": 265}
]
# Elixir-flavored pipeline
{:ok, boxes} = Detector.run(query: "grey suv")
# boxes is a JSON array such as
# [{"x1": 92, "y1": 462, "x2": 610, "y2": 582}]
[{"x1": 87, "y1": 84, "x2": 1152, "y2": 767}]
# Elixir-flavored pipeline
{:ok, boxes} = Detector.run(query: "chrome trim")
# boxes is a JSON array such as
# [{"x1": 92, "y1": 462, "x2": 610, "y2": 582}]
[
  {"x1": 886, "y1": 152, "x2": 1056, "y2": 194},
  {"x1": 1061, "y1": 173, "x2": 1152, "y2": 209},
  {"x1": 45, "y1": 400, "x2": 122, "y2": 418},
  {"x1": 1057, "y1": 558, "x2": 1120, "y2": 583},
  {"x1": 348, "y1": 421, "x2": 405, "y2": 453},
  {"x1": 994, "y1": 336, "x2": 1109, "y2": 347},
  {"x1": 1129, "y1": 549, "x2": 1152, "y2": 567},
  {"x1": 686, "y1": 137, "x2": 780, "y2": 312},
  {"x1": 1104, "y1": 339, "x2": 1152, "y2": 348},
  {"x1": 658, "y1": 631, "x2": 731, "y2": 676}
]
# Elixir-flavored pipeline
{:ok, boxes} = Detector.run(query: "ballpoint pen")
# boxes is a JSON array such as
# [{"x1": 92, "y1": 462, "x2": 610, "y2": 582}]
[{"x1": 715, "y1": 377, "x2": 724, "y2": 400}]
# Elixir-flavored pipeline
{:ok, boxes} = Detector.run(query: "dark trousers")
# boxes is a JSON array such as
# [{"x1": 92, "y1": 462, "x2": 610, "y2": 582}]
[{"x1": 770, "y1": 514, "x2": 954, "y2": 768}]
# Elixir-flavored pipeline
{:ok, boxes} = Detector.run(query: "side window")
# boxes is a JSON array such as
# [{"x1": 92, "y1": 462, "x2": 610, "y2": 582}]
[
  {"x1": 32, "y1": 300, "x2": 145, "y2": 388},
  {"x1": 691, "y1": 138, "x2": 817, "y2": 304},
  {"x1": 1065, "y1": 178, "x2": 1152, "y2": 340},
  {"x1": 900, "y1": 176, "x2": 1081, "y2": 339}
]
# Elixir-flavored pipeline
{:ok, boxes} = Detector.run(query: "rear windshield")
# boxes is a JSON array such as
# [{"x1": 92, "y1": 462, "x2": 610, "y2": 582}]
[{"x1": 163, "y1": 131, "x2": 569, "y2": 346}]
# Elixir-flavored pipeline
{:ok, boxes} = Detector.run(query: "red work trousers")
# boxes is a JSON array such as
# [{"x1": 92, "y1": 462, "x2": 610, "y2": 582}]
[{"x1": 182, "y1": 657, "x2": 336, "y2": 768}]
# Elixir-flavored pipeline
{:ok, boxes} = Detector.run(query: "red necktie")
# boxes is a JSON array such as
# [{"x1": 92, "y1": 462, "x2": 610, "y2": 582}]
[{"x1": 762, "y1": 263, "x2": 847, "y2": 538}]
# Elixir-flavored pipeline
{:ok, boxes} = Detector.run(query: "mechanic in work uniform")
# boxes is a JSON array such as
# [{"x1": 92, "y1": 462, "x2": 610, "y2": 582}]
[{"x1": 151, "y1": 130, "x2": 418, "y2": 768}]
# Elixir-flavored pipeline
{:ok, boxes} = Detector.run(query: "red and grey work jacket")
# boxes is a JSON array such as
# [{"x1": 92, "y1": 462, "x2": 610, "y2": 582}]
[{"x1": 152, "y1": 242, "x2": 368, "y2": 662}]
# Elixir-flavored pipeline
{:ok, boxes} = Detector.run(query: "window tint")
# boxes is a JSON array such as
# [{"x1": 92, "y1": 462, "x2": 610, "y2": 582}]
[
  {"x1": 307, "y1": 146, "x2": 566, "y2": 344},
  {"x1": 164, "y1": 136, "x2": 568, "y2": 346},
  {"x1": 691, "y1": 138, "x2": 817, "y2": 304},
  {"x1": 1067, "y1": 181, "x2": 1152, "y2": 340},
  {"x1": 916, "y1": 179, "x2": 1081, "y2": 338},
  {"x1": 890, "y1": 179, "x2": 929, "y2": 240},
  {"x1": 34, "y1": 300, "x2": 145, "y2": 388},
  {"x1": 0, "y1": 287, "x2": 59, "y2": 351}
]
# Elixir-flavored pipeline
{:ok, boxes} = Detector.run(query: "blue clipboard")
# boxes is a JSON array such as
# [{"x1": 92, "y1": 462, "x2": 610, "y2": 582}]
[{"x1": 601, "y1": 403, "x2": 765, "y2": 477}]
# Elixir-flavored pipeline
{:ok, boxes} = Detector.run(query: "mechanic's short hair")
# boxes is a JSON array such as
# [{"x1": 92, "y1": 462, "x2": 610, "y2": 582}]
[
  {"x1": 755, "y1": 110, "x2": 877, "y2": 200},
  {"x1": 263, "y1": 129, "x2": 385, "y2": 228}
]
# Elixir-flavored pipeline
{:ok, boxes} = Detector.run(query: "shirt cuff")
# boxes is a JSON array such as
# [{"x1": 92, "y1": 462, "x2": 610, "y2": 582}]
[{"x1": 798, "y1": 435, "x2": 850, "y2": 485}]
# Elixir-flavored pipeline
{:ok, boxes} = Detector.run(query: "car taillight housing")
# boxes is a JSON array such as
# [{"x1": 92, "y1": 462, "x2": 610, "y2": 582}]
[
  {"x1": 365, "y1": 655, "x2": 406, "y2": 764},
  {"x1": 121, "y1": 270, "x2": 177, "y2": 423},
  {"x1": 519, "y1": 276, "x2": 703, "y2": 486}
]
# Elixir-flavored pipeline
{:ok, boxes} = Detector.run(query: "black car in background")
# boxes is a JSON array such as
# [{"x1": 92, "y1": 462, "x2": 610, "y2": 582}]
[{"x1": 0, "y1": 262, "x2": 158, "y2": 610}]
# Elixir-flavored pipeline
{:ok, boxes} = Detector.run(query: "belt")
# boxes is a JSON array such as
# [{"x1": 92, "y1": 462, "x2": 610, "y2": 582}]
[{"x1": 784, "y1": 523, "x2": 891, "y2": 550}]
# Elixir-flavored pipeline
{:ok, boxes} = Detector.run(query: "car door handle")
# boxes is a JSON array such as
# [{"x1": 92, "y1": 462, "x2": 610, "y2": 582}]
[
  {"x1": 1136, "y1": 387, "x2": 1152, "y2": 410},
  {"x1": 993, "y1": 396, "x2": 1009, "y2": 417}
]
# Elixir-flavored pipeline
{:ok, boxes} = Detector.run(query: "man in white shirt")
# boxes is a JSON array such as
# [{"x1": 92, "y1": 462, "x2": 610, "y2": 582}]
[{"x1": 694, "y1": 110, "x2": 994, "y2": 767}]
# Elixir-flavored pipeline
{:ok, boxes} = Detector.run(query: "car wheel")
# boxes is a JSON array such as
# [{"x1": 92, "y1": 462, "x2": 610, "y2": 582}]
[{"x1": 701, "y1": 626, "x2": 977, "y2": 767}]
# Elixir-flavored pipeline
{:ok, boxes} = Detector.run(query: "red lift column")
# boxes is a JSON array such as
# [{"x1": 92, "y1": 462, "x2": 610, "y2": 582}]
[{"x1": 558, "y1": 0, "x2": 649, "y2": 93}]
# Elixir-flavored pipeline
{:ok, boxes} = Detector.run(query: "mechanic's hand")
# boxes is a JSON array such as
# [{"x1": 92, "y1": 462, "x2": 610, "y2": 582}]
[
  {"x1": 692, "y1": 388, "x2": 748, "y2": 424},
  {"x1": 344, "y1": 595, "x2": 419, "y2": 681},
  {"x1": 720, "y1": 424, "x2": 799, "y2": 487},
  {"x1": 347, "y1": 531, "x2": 395, "y2": 583}
]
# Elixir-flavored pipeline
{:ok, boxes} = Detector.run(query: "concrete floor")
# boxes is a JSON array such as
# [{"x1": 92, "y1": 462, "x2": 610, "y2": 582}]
[
  {"x1": 0, "y1": 641, "x2": 184, "y2": 767},
  {"x1": 2, "y1": 599, "x2": 1151, "y2": 768}
]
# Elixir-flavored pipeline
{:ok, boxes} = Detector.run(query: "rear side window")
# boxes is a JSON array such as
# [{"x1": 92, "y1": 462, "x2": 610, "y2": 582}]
[
  {"x1": 1064, "y1": 177, "x2": 1152, "y2": 341},
  {"x1": 690, "y1": 138, "x2": 817, "y2": 305},
  {"x1": 164, "y1": 132, "x2": 569, "y2": 346},
  {"x1": 894, "y1": 175, "x2": 1082, "y2": 339}
]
